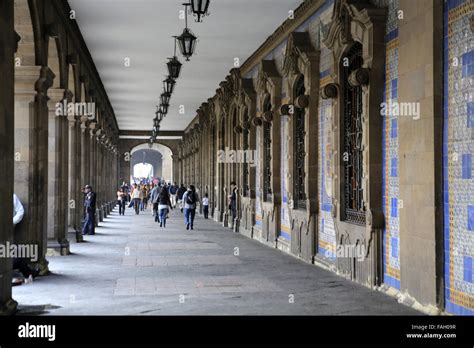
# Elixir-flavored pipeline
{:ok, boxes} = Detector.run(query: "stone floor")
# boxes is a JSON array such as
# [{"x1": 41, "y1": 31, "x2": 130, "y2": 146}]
[{"x1": 13, "y1": 207, "x2": 420, "y2": 315}]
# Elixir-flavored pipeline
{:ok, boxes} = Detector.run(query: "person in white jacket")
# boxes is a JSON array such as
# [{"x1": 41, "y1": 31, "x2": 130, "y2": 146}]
[{"x1": 13, "y1": 193, "x2": 24, "y2": 225}]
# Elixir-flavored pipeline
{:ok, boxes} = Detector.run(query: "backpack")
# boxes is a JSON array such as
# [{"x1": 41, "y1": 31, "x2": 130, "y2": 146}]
[{"x1": 186, "y1": 192, "x2": 196, "y2": 205}]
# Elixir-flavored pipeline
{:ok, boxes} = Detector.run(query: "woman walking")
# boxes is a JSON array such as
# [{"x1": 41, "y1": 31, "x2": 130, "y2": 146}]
[
  {"x1": 131, "y1": 184, "x2": 142, "y2": 215},
  {"x1": 117, "y1": 187, "x2": 126, "y2": 215},
  {"x1": 158, "y1": 186, "x2": 173, "y2": 227}
]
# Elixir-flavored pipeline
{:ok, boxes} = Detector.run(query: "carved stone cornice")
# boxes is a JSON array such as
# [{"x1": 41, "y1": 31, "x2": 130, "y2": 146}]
[
  {"x1": 257, "y1": 60, "x2": 280, "y2": 94},
  {"x1": 283, "y1": 32, "x2": 318, "y2": 76}
]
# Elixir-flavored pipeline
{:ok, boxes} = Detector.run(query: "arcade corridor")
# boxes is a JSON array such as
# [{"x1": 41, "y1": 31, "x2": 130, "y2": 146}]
[
  {"x1": 0, "y1": 0, "x2": 473, "y2": 321},
  {"x1": 13, "y1": 207, "x2": 418, "y2": 315}
]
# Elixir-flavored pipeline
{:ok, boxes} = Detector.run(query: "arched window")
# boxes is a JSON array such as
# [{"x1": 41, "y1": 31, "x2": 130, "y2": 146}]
[
  {"x1": 293, "y1": 75, "x2": 306, "y2": 208},
  {"x1": 263, "y1": 97, "x2": 272, "y2": 201},
  {"x1": 341, "y1": 42, "x2": 365, "y2": 225}
]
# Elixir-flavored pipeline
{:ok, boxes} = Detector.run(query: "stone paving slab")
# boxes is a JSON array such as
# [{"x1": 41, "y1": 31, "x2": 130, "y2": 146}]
[{"x1": 12, "y1": 207, "x2": 421, "y2": 315}]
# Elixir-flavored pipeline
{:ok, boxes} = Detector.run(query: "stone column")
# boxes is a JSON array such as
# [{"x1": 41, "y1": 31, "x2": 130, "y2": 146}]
[
  {"x1": 79, "y1": 117, "x2": 90, "y2": 231},
  {"x1": 68, "y1": 116, "x2": 83, "y2": 242},
  {"x1": 13, "y1": 66, "x2": 52, "y2": 275},
  {"x1": 0, "y1": 0, "x2": 18, "y2": 315},
  {"x1": 88, "y1": 122, "x2": 100, "y2": 226},
  {"x1": 398, "y1": 0, "x2": 443, "y2": 309},
  {"x1": 47, "y1": 89, "x2": 71, "y2": 256}
]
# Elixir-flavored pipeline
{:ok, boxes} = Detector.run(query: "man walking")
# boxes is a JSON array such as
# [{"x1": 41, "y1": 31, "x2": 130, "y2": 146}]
[
  {"x1": 82, "y1": 185, "x2": 96, "y2": 236},
  {"x1": 228, "y1": 181, "x2": 237, "y2": 228},
  {"x1": 182, "y1": 185, "x2": 198, "y2": 230},
  {"x1": 169, "y1": 182, "x2": 178, "y2": 208},
  {"x1": 177, "y1": 183, "x2": 187, "y2": 213}
]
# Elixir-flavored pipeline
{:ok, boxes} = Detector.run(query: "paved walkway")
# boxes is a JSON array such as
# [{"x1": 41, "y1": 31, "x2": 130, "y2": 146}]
[{"x1": 13, "y1": 207, "x2": 419, "y2": 315}]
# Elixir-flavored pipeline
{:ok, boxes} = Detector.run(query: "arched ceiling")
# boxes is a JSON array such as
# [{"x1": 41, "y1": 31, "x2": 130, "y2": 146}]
[{"x1": 68, "y1": 0, "x2": 303, "y2": 132}]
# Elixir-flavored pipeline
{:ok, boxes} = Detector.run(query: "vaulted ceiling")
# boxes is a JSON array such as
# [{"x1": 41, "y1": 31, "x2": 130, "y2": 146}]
[{"x1": 69, "y1": 0, "x2": 303, "y2": 132}]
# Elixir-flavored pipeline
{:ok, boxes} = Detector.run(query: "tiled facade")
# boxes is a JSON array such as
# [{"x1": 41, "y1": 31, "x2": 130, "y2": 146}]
[
  {"x1": 382, "y1": 0, "x2": 401, "y2": 290},
  {"x1": 443, "y1": 0, "x2": 474, "y2": 315},
  {"x1": 177, "y1": 0, "x2": 473, "y2": 315}
]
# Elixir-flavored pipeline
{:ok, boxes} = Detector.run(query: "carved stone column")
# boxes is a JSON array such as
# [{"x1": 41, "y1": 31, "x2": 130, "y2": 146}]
[{"x1": 47, "y1": 88, "x2": 71, "y2": 256}]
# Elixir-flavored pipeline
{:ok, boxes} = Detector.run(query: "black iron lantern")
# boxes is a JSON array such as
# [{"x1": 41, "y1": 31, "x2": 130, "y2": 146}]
[
  {"x1": 177, "y1": 3, "x2": 197, "y2": 61},
  {"x1": 189, "y1": 0, "x2": 210, "y2": 22},
  {"x1": 160, "y1": 92, "x2": 171, "y2": 106},
  {"x1": 160, "y1": 103, "x2": 169, "y2": 115},
  {"x1": 167, "y1": 37, "x2": 183, "y2": 79},
  {"x1": 163, "y1": 76, "x2": 176, "y2": 95}
]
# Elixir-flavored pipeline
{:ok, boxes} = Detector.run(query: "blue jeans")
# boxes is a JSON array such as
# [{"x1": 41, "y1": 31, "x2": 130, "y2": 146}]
[
  {"x1": 184, "y1": 208, "x2": 196, "y2": 227},
  {"x1": 159, "y1": 208, "x2": 169, "y2": 226},
  {"x1": 82, "y1": 212, "x2": 95, "y2": 235}
]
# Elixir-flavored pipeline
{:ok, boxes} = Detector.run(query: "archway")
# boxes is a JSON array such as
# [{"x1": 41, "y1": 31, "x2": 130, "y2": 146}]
[{"x1": 130, "y1": 143, "x2": 173, "y2": 184}]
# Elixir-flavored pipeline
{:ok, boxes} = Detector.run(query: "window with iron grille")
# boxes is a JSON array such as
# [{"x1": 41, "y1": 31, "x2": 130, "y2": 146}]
[
  {"x1": 341, "y1": 42, "x2": 366, "y2": 225},
  {"x1": 262, "y1": 98, "x2": 272, "y2": 202},
  {"x1": 293, "y1": 76, "x2": 306, "y2": 209},
  {"x1": 242, "y1": 111, "x2": 249, "y2": 197}
]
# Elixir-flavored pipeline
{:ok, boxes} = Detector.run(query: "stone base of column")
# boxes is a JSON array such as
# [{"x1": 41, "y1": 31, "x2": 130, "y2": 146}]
[
  {"x1": 68, "y1": 227, "x2": 84, "y2": 243},
  {"x1": 103, "y1": 205, "x2": 107, "y2": 219},
  {"x1": 98, "y1": 207, "x2": 104, "y2": 222},
  {"x1": 95, "y1": 209, "x2": 100, "y2": 227},
  {"x1": 35, "y1": 257, "x2": 50, "y2": 276},
  {"x1": 233, "y1": 218, "x2": 240, "y2": 233},
  {"x1": 214, "y1": 208, "x2": 223, "y2": 223},
  {"x1": 47, "y1": 238, "x2": 70, "y2": 256},
  {"x1": 223, "y1": 212, "x2": 229, "y2": 227},
  {"x1": 0, "y1": 297, "x2": 18, "y2": 316}
]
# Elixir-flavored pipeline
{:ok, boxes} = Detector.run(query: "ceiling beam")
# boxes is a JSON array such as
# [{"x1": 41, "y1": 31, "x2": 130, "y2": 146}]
[{"x1": 119, "y1": 130, "x2": 184, "y2": 137}]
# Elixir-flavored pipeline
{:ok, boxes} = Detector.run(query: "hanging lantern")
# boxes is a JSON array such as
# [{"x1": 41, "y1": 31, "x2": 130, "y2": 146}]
[
  {"x1": 167, "y1": 56, "x2": 182, "y2": 79},
  {"x1": 189, "y1": 0, "x2": 210, "y2": 23},
  {"x1": 160, "y1": 92, "x2": 171, "y2": 106},
  {"x1": 163, "y1": 76, "x2": 176, "y2": 94},
  {"x1": 167, "y1": 37, "x2": 183, "y2": 79},
  {"x1": 160, "y1": 103, "x2": 169, "y2": 115},
  {"x1": 177, "y1": 3, "x2": 198, "y2": 61}
]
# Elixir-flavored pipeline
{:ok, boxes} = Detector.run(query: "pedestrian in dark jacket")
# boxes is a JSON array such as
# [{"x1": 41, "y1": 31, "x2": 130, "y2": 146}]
[{"x1": 158, "y1": 186, "x2": 173, "y2": 228}]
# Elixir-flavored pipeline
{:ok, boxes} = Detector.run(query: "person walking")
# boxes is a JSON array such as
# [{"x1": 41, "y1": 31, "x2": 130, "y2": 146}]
[
  {"x1": 131, "y1": 184, "x2": 142, "y2": 215},
  {"x1": 169, "y1": 182, "x2": 178, "y2": 208},
  {"x1": 228, "y1": 181, "x2": 237, "y2": 228},
  {"x1": 158, "y1": 186, "x2": 173, "y2": 228},
  {"x1": 177, "y1": 183, "x2": 187, "y2": 213},
  {"x1": 202, "y1": 193, "x2": 209, "y2": 219},
  {"x1": 117, "y1": 187, "x2": 126, "y2": 215},
  {"x1": 182, "y1": 185, "x2": 198, "y2": 230},
  {"x1": 141, "y1": 185, "x2": 148, "y2": 211},
  {"x1": 82, "y1": 185, "x2": 96, "y2": 235},
  {"x1": 150, "y1": 183, "x2": 160, "y2": 222}
]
